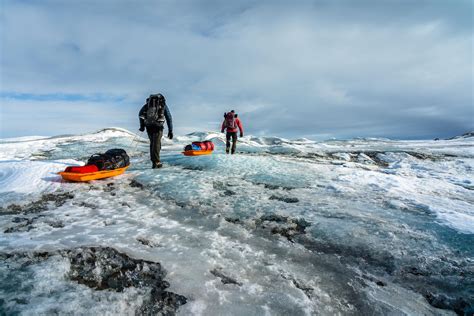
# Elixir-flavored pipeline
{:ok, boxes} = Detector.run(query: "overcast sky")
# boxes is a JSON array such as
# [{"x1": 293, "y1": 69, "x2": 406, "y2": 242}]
[{"x1": 1, "y1": 0, "x2": 472, "y2": 139}]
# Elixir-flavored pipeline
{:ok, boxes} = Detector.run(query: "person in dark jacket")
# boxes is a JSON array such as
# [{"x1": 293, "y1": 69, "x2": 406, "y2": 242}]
[
  {"x1": 139, "y1": 93, "x2": 173, "y2": 168},
  {"x1": 221, "y1": 110, "x2": 244, "y2": 154}
]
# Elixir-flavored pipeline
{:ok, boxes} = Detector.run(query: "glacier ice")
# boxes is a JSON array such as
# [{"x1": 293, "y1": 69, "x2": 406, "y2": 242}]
[{"x1": 0, "y1": 128, "x2": 473, "y2": 315}]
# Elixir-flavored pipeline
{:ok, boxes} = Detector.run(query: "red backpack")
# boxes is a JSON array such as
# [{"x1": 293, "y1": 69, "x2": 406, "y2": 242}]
[{"x1": 224, "y1": 112, "x2": 236, "y2": 129}]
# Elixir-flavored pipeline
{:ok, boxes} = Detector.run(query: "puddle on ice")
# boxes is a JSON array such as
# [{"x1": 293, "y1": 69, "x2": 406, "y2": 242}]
[{"x1": 0, "y1": 128, "x2": 473, "y2": 315}]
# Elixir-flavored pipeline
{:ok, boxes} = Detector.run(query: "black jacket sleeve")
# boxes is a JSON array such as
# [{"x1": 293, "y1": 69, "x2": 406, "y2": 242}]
[
  {"x1": 139, "y1": 104, "x2": 147, "y2": 128},
  {"x1": 164, "y1": 104, "x2": 173, "y2": 132}
]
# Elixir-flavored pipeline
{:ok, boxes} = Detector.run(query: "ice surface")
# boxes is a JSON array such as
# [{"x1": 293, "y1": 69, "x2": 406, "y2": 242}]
[
  {"x1": 0, "y1": 160, "x2": 80, "y2": 203},
  {"x1": 0, "y1": 128, "x2": 473, "y2": 315}
]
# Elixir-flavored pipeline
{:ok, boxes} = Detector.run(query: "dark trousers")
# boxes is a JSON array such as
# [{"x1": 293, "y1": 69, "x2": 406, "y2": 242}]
[
  {"x1": 147, "y1": 128, "x2": 163, "y2": 163},
  {"x1": 226, "y1": 132, "x2": 238, "y2": 154}
]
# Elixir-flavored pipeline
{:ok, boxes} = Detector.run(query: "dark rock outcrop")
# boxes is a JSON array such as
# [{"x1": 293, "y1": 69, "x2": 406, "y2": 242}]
[
  {"x1": 256, "y1": 214, "x2": 311, "y2": 241},
  {"x1": 210, "y1": 268, "x2": 242, "y2": 286},
  {"x1": 67, "y1": 247, "x2": 186, "y2": 314},
  {"x1": 129, "y1": 180, "x2": 145, "y2": 189},
  {"x1": 0, "y1": 247, "x2": 186, "y2": 315},
  {"x1": 0, "y1": 192, "x2": 74, "y2": 215},
  {"x1": 269, "y1": 195, "x2": 299, "y2": 203}
]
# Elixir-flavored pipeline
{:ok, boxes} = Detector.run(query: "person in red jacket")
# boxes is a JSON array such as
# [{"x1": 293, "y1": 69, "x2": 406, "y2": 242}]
[{"x1": 221, "y1": 110, "x2": 244, "y2": 154}]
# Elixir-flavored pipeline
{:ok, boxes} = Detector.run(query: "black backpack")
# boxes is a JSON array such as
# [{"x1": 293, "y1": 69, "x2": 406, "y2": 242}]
[
  {"x1": 145, "y1": 94, "x2": 166, "y2": 127},
  {"x1": 87, "y1": 149, "x2": 130, "y2": 171}
]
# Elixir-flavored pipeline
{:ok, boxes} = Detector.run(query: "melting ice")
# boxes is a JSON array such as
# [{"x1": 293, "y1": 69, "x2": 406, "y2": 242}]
[{"x1": 0, "y1": 128, "x2": 473, "y2": 315}]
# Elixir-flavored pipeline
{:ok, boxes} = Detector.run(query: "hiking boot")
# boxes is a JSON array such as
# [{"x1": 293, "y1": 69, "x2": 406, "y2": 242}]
[{"x1": 152, "y1": 162, "x2": 163, "y2": 169}]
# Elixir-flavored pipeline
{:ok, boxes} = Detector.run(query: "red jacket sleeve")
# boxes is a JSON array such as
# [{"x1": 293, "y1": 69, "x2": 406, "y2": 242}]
[{"x1": 237, "y1": 118, "x2": 244, "y2": 135}]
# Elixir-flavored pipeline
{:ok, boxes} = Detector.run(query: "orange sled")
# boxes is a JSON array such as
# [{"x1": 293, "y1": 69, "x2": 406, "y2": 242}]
[
  {"x1": 58, "y1": 166, "x2": 129, "y2": 182},
  {"x1": 182, "y1": 150, "x2": 213, "y2": 156}
]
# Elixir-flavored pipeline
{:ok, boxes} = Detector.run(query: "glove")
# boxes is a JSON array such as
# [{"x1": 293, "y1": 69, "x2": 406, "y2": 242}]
[
  {"x1": 139, "y1": 126, "x2": 145, "y2": 132},
  {"x1": 240, "y1": 133, "x2": 243, "y2": 138},
  {"x1": 168, "y1": 131, "x2": 173, "y2": 140}
]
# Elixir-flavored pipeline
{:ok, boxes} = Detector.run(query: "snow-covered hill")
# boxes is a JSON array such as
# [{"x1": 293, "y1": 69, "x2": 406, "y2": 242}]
[
  {"x1": 446, "y1": 131, "x2": 474, "y2": 140},
  {"x1": 0, "y1": 128, "x2": 473, "y2": 315}
]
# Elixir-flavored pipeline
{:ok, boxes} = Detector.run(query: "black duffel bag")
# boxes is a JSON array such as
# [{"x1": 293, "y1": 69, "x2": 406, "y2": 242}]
[
  {"x1": 105, "y1": 149, "x2": 130, "y2": 168},
  {"x1": 87, "y1": 148, "x2": 130, "y2": 171}
]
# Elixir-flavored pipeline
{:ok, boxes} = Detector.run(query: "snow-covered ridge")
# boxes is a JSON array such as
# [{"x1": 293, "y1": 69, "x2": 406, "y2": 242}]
[
  {"x1": 446, "y1": 130, "x2": 474, "y2": 140},
  {"x1": 177, "y1": 130, "x2": 474, "y2": 158},
  {"x1": 0, "y1": 127, "x2": 142, "y2": 160},
  {"x1": 3, "y1": 127, "x2": 473, "y2": 158},
  {"x1": 0, "y1": 127, "x2": 136, "y2": 144}
]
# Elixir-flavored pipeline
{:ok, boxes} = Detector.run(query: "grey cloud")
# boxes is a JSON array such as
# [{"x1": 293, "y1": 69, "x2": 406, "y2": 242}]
[{"x1": 1, "y1": 0, "x2": 472, "y2": 139}]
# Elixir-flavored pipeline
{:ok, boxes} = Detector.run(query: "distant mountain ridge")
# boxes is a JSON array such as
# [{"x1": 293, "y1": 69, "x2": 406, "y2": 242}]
[{"x1": 446, "y1": 131, "x2": 474, "y2": 140}]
